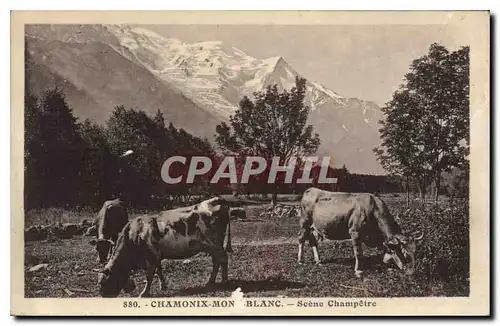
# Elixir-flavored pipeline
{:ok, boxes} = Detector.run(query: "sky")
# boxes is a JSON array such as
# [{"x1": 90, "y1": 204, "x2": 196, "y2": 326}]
[{"x1": 140, "y1": 24, "x2": 468, "y2": 107}]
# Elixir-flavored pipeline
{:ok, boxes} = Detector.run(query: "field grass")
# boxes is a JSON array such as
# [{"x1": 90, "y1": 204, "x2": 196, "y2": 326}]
[{"x1": 24, "y1": 197, "x2": 469, "y2": 298}]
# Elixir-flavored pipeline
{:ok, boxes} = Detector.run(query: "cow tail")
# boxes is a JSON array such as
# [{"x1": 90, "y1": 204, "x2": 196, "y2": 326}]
[{"x1": 224, "y1": 219, "x2": 233, "y2": 253}]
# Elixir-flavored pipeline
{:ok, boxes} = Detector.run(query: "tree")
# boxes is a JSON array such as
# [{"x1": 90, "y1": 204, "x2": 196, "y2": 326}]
[
  {"x1": 374, "y1": 89, "x2": 429, "y2": 205},
  {"x1": 442, "y1": 164, "x2": 469, "y2": 206},
  {"x1": 105, "y1": 106, "x2": 166, "y2": 206},
  {"x1": 78, "y1": 119, "x2": 114, "y2": 207},
  {"x1": 31, "y1": 88, "x2": 84, "y2": 207},
  {"x1": 24, "y1": 93, "x2": 43, "y2": 208},
  {"x1": 374, "y1": 43, "x2": 470, "y2": 205},
  {"x1": 153, "y1": 109, "x2": 165, "y2": 129},
  {"x1": 215, "y1": 77, "x2": 321, "y2": 205},
  {"x1": 24, "y1": 37, "x2": 43, "y2": 208},
  {"x1": 105, "y1": 106, "x2": 214, "y2": 207}
]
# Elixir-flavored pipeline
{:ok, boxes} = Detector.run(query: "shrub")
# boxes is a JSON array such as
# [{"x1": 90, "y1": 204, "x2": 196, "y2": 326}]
[{"x1": 393, "y1": 202, "x2": 469, "y2": 296}]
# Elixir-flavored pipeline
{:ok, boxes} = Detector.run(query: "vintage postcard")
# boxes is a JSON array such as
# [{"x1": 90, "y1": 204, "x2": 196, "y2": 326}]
[{"x1": 11, "y1": 11, "x2": 490, "y2": 316}]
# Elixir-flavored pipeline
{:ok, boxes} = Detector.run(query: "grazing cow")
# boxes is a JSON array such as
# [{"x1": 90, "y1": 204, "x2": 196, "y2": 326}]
[
  {"x1": 89, "y1": 199, "x2": 129, "y2": 264},
  {"x1": 96, "y1": 197, "x2": 235, "y2": 298},
  {"x1": 298, "y1": 187, "x2": 423, "y2": 277}
]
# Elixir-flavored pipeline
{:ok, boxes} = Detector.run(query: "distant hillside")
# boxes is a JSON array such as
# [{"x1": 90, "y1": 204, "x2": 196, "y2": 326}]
[{"x1": 25, "y1": 36, "x2": 221, "y2": 140}]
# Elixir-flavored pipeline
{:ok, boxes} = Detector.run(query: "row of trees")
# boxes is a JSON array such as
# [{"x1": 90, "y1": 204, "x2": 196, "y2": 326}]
[
  {"x1": 374, "y1": 43, "x2": 470, "y2": 204},
  {"x1": 24, "y1": 87, "x2": 214, "y2": 209},
  {"x1": 24, "y1": 87, "x2": 400, "y2": 209},
  {"x1": 24, "y1": 87, "x2": 401, "y2": 209}
]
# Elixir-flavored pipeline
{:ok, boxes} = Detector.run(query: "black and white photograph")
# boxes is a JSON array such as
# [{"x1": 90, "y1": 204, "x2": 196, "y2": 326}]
[{"x1": 11, "y1": 10, "x2": 490, "y2": 316}]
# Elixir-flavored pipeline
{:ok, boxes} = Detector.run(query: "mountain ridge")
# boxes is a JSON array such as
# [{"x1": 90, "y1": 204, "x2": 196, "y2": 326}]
[{"x1": 25, "y1": 24, "x2": 385, "y2": 174}]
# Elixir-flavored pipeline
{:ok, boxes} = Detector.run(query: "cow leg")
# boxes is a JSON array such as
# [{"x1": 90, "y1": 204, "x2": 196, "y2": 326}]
[
  {"x1": 298, "y1": 241, "x2": 305, "y2": 265},
  {"x1": 310, "y1": 229, "x2": 321, "y2": 265},
  {"x1": 150, "y1": 248, "x2": 167, "y2": 292},
  {"x1": 220, "y1": 258, "x2": 229, "y2": 283},
  {"x1": 141, "y1": 245, "x2": 167, "y2": 295},
  {"x1": 196, "y1": 241, "x2": 229, "y2": 286},
  {"x1": 312, "y1": 246, "x2": 321, "y2": 265},
  {"x1": 298, "y1": 228, "x2": 307, "y2": 264},
  {"x1": 208, "y1": 260, "x2": 221, "y2": 285},
  {"x1": 349, "y1": 230, "x2": 364, "y2": 278},
  {"x1": 155, "y1": 262, "x2": 168, "y2": 292},
  {"x1": 208, "y1": 250, "x2": 229, "y2": 285},
  {"x1": 139, "y1": 261, "x2": 156, "y2": 298}
]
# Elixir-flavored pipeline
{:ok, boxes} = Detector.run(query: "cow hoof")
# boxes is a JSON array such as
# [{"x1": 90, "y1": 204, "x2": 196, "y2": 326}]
[
  {"x1": 354, "y1": 270, "x2": 364, "y2": 278},
  {"x1": 315, "y1": 262, "x2": 323, "y2": 266},
  {"x1": 298, "y1": 261, "x2": 303, "y2": 265}
]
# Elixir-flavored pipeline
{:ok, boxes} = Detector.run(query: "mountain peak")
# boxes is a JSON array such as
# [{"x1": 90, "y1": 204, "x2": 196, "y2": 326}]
[{"x1": 263, "y1": 56, "x2": 285, "y2": 66}]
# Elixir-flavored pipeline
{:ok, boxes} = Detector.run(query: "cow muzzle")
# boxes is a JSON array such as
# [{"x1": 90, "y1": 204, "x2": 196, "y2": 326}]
[{"x1": 399, "y1": 251, "x2": 416, "y2": 275}]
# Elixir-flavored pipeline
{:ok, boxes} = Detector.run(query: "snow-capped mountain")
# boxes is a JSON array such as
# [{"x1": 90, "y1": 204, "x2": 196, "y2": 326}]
[
  {"x1": 25, "y1": 24, "x2": 385, "y2": 174},
  {"x1": 105, "y1": 25, "x2": 353, "y2": 119}
]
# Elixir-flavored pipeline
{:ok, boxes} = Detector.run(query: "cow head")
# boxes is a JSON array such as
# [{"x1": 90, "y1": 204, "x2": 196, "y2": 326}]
[
  {"x1": 97, "y1": 267, "x2": 136, "y2": 297},
  {"x1": 193, "y1": 198, "x2": 228, "y2": 227},
  {"x1": 192, "y1": 197, "x2": 225, "y2": 216},
  {"x1": 383, "y1": 232, "x2": 424, "y2": 275},
  {"x1": 89, "y1": 238, "x2": 115, "y2": 264},
  {"x1": 192, "y1": 197, "x2": 231, "y2": 247}
]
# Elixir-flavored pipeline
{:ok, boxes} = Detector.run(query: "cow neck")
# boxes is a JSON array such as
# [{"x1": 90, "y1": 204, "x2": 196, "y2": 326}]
[
  {"x1": 103, "y1": 235, "x2": 128, "y2": 275},
  {"x1": 376, "y1": 216, "x2": 402, "y2": 240}
]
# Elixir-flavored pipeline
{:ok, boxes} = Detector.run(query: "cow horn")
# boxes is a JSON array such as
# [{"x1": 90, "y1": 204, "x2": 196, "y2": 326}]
[{"x1": 413, "y1": 231, "x2": 424, "y2": 241}]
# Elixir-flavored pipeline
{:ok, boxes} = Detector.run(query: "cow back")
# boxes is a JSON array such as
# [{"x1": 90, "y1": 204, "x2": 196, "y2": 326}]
[
  {"x1": 97, "y1": 199, "x2": 129, "y2": 240},
  {"x1": 153, "y1": 199, "x2": 231, "y2": 259}
]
